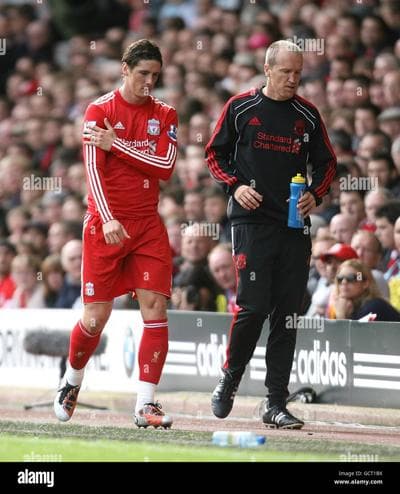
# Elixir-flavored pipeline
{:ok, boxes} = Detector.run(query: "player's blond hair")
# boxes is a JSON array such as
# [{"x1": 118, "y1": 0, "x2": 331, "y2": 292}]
[{"x1": 265, "y1": 40, "x2": 302, "y2": 66}]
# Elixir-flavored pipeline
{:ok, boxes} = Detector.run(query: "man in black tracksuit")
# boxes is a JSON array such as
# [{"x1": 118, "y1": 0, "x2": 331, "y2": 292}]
[{"x1": 205, "y1": 40, "x2": 336, "y2": 429}]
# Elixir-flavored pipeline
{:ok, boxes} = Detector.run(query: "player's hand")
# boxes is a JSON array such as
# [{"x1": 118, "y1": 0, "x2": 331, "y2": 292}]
[
  {"x1": 102, "y1": 219, "x2": 131, "y2": 245},
  {"x1": 297, "y1": 191, "x2": 316, "y2": 217},
  {"x1": 334, "y1": 296, "x2": 353, "y2": 319},
  {"x1": 88, "y1": 118, "x2": 117, "y2": 151},
  {"x1": 234, "y1": 185, "x2": 263, "y2": 210}
]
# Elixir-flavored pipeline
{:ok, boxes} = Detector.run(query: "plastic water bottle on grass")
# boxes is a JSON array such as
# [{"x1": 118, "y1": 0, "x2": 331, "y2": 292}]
[{"x1": 212, "y1": 431, "x2": 266, "y2": 448}]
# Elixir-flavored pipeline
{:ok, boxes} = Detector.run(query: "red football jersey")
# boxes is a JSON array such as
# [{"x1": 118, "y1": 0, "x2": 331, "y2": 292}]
[
  {"x1": 0, "y1": 275, "x2": 16, "y2": 307},
  {"x1": 82, "y1": 89, "x2": 178, "y2": 223}
]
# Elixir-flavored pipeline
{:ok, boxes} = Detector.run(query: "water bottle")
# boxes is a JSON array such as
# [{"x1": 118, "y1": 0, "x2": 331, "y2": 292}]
[
  {"x1": 212, "y1": 431, "x2": 266, "y2": 448},
  {"x1": 288, "y1": 173, "x2": 306, "y2": 229}
]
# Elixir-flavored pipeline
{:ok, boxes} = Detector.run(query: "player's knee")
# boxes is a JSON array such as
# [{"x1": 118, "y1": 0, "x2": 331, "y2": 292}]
[
  {"x1": 253, "y1": 312, "x2": 269, "y2": 326},
  {"x1": 84, "y1": 318, "x2": 105, "y2": 335},
  {"x1": 240, "y1": 307, "x2": 269, "y2": 324},
  {"x1": 82, "y1": 304, "x2": 111, "y2": 334},
  {"x1": 141, "y1": 295, "x2": 167, "y2": 319}
]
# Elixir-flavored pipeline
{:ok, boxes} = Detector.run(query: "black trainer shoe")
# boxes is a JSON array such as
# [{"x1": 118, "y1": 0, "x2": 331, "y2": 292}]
[
  {"x1": 54, "y1": 380, "x2": 81, "y2": 422},
  {"x1": 262, "y1": 405, "x2": 304, "y2": 429},
  {"x1": 211, "y1": 370, "x2": 241, "y2": 419}
]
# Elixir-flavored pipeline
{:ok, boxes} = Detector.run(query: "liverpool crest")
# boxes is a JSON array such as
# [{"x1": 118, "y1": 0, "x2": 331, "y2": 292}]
[{"x1": 147, "y1": 119, "x2": 160, "y2": 136}]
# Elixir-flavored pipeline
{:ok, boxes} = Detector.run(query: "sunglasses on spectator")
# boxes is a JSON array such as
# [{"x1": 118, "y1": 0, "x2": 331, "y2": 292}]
[{"x1": 336, "y1": 274, "x2": 362, "y2": 284}]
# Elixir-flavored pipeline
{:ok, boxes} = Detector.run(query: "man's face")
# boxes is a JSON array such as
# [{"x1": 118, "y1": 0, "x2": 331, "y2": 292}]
[
  {"x1": 354, "y1": 109, "x2": 376, "y2": 137},
  {"x1": 47, "y1": 223, "x2": 66, "y2": 254},
  {"x1": 367, "y1": 159, "x2": 391, "y2": 188},
  {"x1": 312, "y1": 240, "x2": 334, "y2": 277},
  {"x1": 264, "y1": 50, "x2": 303, "y2": 101},
  {"x1": 209, "y1": 250, "x2": 235, "y2": 290},
  {"x1": 351, "y1": 234, "x2": 380, "y2": 269},
  {"x1": 329, "y1": 217, "x2": 355, "y2": 244},
  {"x1": 183, "y1": 193, "x2": 204, "y2": 222},
  {"x1": 357, "y1": 135, "x2": 382, "y2": 160},
  {"x1": 339, "y1": 192, "x2": 364, "y2": 221},
  {"x1": 365, "y1": 192, "x2": 385, "y2": 222},
  {"x1": 324, "y1": 257, "x2": 341, "y2": 283},
  {"x1": 181, "y1": 233, "x2": 210, "y2": 263},
  {"x1": 204, "y1": 197, "x2": 226, "y2": 223},
  {"x1": 12, "y1": 262, "x2": 37, "y2": 292},
  {"x1": 327, "y1": 80, "x2": 343, "y2": 107},
  {"x1": 394, "y1": 217, "x2": 400, "y2": 252},
  {"x1": 63, "y1": 243, "x2": 82, "y2": 281},
  {"x1": 380, "y1": 119, "x2": 400, "y2": 140},
  {"x1": 375, "y1": 217, "x2": 394, "y2": 249},
  {"x1": 122, "y1": 59, "x2": 161, "y2": 100}
]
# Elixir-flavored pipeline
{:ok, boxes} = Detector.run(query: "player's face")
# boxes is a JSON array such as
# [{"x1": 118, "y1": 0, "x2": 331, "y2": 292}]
[
  {"x1": 122, "y1": 59, "x2": 161, "y2": 101},
  {"x1": 264, "y1": 50, "x2": 303, "y2": 101}
]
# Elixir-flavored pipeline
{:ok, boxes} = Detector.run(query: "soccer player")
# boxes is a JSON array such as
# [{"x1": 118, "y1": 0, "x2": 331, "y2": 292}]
[
  {"x1": 206, "y1": 40, "x2": 336, "y2": 429},
  {"x1": 54, "y1": 39, "x2": 178, "y2": 429}
]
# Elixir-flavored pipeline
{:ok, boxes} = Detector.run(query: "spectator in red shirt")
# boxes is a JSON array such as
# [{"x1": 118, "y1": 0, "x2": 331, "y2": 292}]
[{"x1": 0, "y1": 240, "x2": 16, "y2": 307}]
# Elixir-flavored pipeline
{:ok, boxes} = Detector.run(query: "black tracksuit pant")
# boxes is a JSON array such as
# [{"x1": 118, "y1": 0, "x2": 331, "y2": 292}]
[{"x1": 226, "y1": 222, "x2": 311, "y2": 408}]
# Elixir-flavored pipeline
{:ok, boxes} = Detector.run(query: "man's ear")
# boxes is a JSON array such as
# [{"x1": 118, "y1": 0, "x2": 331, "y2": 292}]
[
  {"x1": 121, "y1": 62, "x2": 129, "y2": 77},
  {"x1": 264, "y1": 64, "x2": 270, "y2": 78}
]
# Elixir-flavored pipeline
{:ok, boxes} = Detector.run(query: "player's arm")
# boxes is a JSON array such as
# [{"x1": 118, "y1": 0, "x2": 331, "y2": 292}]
[
  {"x1": 205, "y1": 99, "x2": 262, "y2": 209},
  {"x1": 89, "y1": 110, "x2": 178, "y2": 181},
  {"x1": 307, "y1": 113, "x2": 337, "y2": 207},
  {"x1": 205, "y1": 99, "x2": 244, "y2": 196},
  {"x1": 82, "y1": 105, "x2": 115, "y2": 224},
  {"x1": 83, "y1": 105, "x2": 129, "y2": 245}
]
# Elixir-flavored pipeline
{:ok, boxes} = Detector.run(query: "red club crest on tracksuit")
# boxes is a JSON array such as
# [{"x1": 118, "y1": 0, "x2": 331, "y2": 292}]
[
  {"x1": 235, "y1": 253, "x2": 247, "y2": 270},
  {"x1": 294, "y1": 119, "x2": 305, "y2": 136}
]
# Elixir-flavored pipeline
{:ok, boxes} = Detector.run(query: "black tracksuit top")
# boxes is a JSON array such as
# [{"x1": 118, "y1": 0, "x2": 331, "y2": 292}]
[{"x1": 205, "y1": 88, "x2": 337, "y2": 226}]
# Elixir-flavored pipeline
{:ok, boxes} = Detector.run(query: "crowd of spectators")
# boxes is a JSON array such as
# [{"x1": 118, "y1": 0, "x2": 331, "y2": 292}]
[{"x1": 1, "y1": 0, "x2": 400, "y2": 320}]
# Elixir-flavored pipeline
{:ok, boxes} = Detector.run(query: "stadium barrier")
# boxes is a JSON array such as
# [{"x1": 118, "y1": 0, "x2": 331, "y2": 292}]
[{"x1": 0, "y1": 309, "x2": 399, "y2": 408}]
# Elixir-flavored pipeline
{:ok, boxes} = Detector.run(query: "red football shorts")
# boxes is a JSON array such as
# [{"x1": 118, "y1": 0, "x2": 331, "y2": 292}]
[{"x1": 82, "y1": 213, "x2": 172, "y2": 303}]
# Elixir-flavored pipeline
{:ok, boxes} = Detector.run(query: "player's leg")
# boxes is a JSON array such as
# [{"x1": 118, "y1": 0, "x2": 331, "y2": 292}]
[
  {"x1": 211, "y1": 223, "x2": 273, "y2": 419},
  {"x1": 133, "y1": 289, "x2": 172, "y2": 428},
  {"x1": 262, "y1": 229, "x2": 311, "y2": 429},
  {"x1": 54, "y1": 302, "x2": 113, "y2": 422},
  {"x1": 122, "y1": 215, "x2": 173, "y2": 428},
  {"x1": 54, "y1": 212, "x2": 126, "y2": 422}
]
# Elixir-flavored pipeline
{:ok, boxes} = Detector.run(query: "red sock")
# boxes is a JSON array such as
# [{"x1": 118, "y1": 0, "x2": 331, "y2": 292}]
[
  {"x1": 68, "y1": 321, "x2": 101, "y2": 370},
  {"x1": 138, "y1": 319, "x2": 168, "y2": 385}
]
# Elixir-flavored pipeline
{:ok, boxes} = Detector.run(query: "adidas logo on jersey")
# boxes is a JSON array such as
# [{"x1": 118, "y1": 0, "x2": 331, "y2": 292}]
[
  {"x1": 248, "y1": 116, "x2": 261, "y2": 126},
  {"x1": 114, "y1": 121, "x2": 125, "y2": 129}
]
